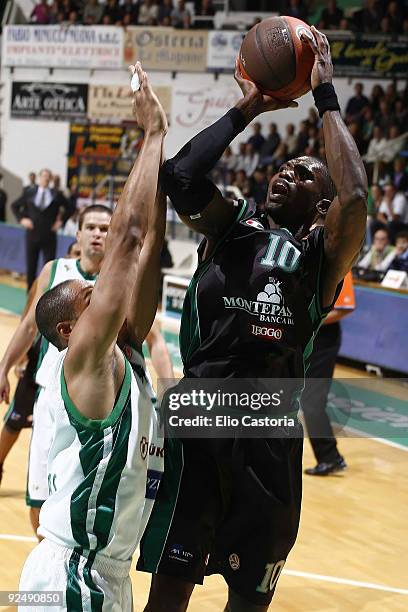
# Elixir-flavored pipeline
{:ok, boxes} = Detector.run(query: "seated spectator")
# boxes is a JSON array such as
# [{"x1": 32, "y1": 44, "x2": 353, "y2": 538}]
[
  {"x1": 345, "y1": 82, "x2": 369, "y2": 122},
  {"x1": 375, "y1": 99, "x2": 395, "y2": 133},
  {"x1": 353, "y1": 0, "x2": 381, "y2": 33},
  {"x1": 366, "y1": 183, "x2": 383, "y2": 245},
  {"x1": 394, "y1": 99, "x2": 408, "y2": 132},
  {"x1": 221, "y1": 146, "x2": 238, "y2": 172},
  {"x1": 370, "y1": 83, "x2": 385, "y2": 115},
  {"x1": 295, "y1": 120, "x2": 309, "y2": 155},
  {"x1": 194, "y1": 0, "x2": 216, "y2": 29},
  {"x1": 272, "y1": 142, "x2": 289, "y2": 170},
  {"x1": 283, "y1": 123, "x2": 297, "y2": 156},
  {"x1": 286, "y1": 0, "x2": 308, "y2": 22},
  {"x1": 358, "y1": 228, "x2": 396, "y2": 271},
  {"x1": 393, "y1": 158, "x2": 408, "y2": 193},
  {"x1": 379, "y1": 16, "x2": 392, "y2": 33},
  {"x1": 365, "y1": 126, "x2": 388, "y2": 161},
  {"x1": 250, "y1": 167, "x2": 268, "y2": 206},
  {"x1": 171, "y1": 0, "x2": 190, "y2": 28},
  {"x1": 49, "y1": 1, "x2": 62, "y2": 24},
  {"x1": 388, "y1": 232, "x2": 408, "y2": 272},
  {"x1": 139, "y1": 0, "x2": 159, "y2": 25},
  {"x1": 307, "y1": 107, "x2": 319, "y2": 129},
  {"x1": 319, "y1": 0, "x2": 344, "y2": 30},
  {"x1": 260, "y1": 123, "x2": 281, "y2": 164},
  {"x1": 159, "y1": 0, "x2": 174, "y2": 24},
  {"x1": 242, "y1": 143, "x2": 259, "y2": 178},
  {"x1": 247, "y1": 122, "x2": 265, "y2": 153},
  {"x1": 30, "y1": 0, "x2": 50, "y2": 24},
  {"x1": 235, "y1": 142, "x2": 247, "y2": 172},
  {"x1": 233, "y1": 170, "x2": 251, "y2": 198},
  {"x1": 119, "y1": 0, "x2": 139, "y2": 24},
  {"x1": 385, "y1": 1, "x2": 403, "y2": 34},
  {"x1": 104, "y1": 0, "x2": 120, "y2": 24},
  {"x1": 83, "y1": 0, "x2": 104, "y2": 25},
  {"x1": 377, "y1": 183, "x2": 408, "y2": 240},
  {"x1": 307, "y1": 126, "x2": 319, "y2": 156},
  {"x1": 348, "y1": 122, "x2": 364, "y2": 154},
  {"x1": 360, "y1": 106, "x2": 375, "y2": 153},
  {"x1": 382, "y1": 126, "x2": 407, "y2": 164}
]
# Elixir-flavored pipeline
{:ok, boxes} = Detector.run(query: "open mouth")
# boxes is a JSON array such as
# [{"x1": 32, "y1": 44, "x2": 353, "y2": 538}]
[{"x1": 272, "y1": 179, "x2": 289, "y2": 196}]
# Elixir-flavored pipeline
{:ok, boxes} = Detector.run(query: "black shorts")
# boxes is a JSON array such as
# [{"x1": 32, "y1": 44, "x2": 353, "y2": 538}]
[
  {"x1": 137, "y1": 426, "x2": 303, "y2": 606},
  {"x1": 3, "y1": 340, "x2": 40, "y2": 433}
]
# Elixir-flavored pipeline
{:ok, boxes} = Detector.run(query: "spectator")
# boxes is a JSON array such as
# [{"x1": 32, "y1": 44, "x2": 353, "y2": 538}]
[
  {"x1": 83, "y1": 0, "x2": 104, "y2": 24},
  {"x1": 348, "y1": 122, "x2": 364, "y2": 154},
  {"x1": 220, "y1": 146, "x2": 238, "y2": 173},
  {"x1": 366, "y1": 183, "x2": 384, "y2": 244},
  {"x1": 66, "y1": 10, "x2": 79, "y2": 25},
  {"x1": 393, "y1": 158, "x2": 408, "y2": 193},
  {"x1": 119, "y1": 0, "x2": 139, "y2": 24},
  {"x1": 235, "y1": 142, "x2": 247, "y2": 172},
  {"x1": 30, "y1": 0, "x2": 50, "y2": 24},
  {"x1": 272, "y1": 142, "x2": 289, "y2": 170},
  {"x1": 25, "y1": 172, "x2": 37, "y2": 193},
  {"x1": 0, "y1": 174, "x2": 7, "y2": 222},
  {"x1": 370, "y1": 84, "x2": 385, "y2": 115},
  {"x1": 260, "y1": 123, "x2": 281, "y2": 164},
  {"x1": 354, "y1": 0, "x2": 381, "y2": 33},
  {"x1": 365, "y1": 125, "x2": 388, "y2": 161},
  {"x1": 104, "y1": 0, "x2": 120, "y2": 23},
  {"x1": 394, "y1": 99, "x2": 408, "y2": 132},
  {"x1": 139, "y1": 0, "x2": 159, "y2": 25},
  {"x1": 242, "y1": 143, "x2": 259, "y2": 177},
  {"x1": 171, "y1": 0, "x2": 190, "y2": 28},
  {"x1": 361, "y1": 106, "x2": 375, "y2": 153},
  {"x1": 388, "y1": 231, "x2": 408, "y2": 272},
  {"x1": 339, "y1": 17, "x2": 349, "y2": 30},
  {"x1": 345, "y1": 82, "x2": 369, "y2": 122},
  {"x1": 307, "y1": 126, "x2": 319, "y2": 156},
  {"x1": 286, "y1": 0, "x2": 308, "y2": 22},
  {"x1": 358, "y1": 228, "x2": 396, "y2": 271},
  {"x1": 385, "y1": 1, "x2": 403, "y2": 34},
  {"x1": 377, "y1": 183, "x2": 408, "y2": 240},
  {"x1": 319, "y1": 0, "x2": 344, "y2": 29},
  {"x1": 250, "y1": 167, "x2": 268, "y2": 206},
  {"x1": 307, "y1": 107, "x2": 319, "y2": 129},
  {"x1": 295, "y1": 120, "x2": 309, "y2": 155},
  {"x1": 375, "y1": 99, "x2": 394, "y2": 133},
  {"x1": 383, "y1": 126, "x2": 406, "y2": 163},
  {"x1": 247, "y1": 122, "x2": 265, "y2": 153},
  {"x1": 11, "y1": 169, "x2": 73, "y2": 289},
  {"x1": 49, "y1": 1, "x2": 62, "y2": 24},
  {"x1": 283, "y1": 123, "x2": 297, "y2": 156},
  {"x1": 233, "y1": 170, "x2": 251, "y2": 198},
  {"x1": 194, "y1": 0, "x2": 216, "y2": 29},
  {"x1": 158, "y1": 0, "x2": 174, "y2": 24}
]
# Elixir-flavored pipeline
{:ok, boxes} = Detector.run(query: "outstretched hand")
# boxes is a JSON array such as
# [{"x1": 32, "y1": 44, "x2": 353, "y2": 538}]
[
  {"x1": 234, "y1": 59, "x2": 298, "y2": 124},
  {"x1": 129, "y1": 62, "x2": 168, "y2": 135},
  {"x1": 301, "y1": 26, "x2": 333, "y2": 91}
]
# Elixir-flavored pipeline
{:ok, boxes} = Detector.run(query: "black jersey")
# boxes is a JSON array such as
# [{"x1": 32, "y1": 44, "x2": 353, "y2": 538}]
[{"x1": 180, "y1": 200, "x2": 338, "y2": 380}]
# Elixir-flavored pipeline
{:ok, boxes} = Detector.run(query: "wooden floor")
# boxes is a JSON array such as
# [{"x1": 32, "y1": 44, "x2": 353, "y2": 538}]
[{"x1": 0, "y1": 310, "x2": 407, "y2": 611}]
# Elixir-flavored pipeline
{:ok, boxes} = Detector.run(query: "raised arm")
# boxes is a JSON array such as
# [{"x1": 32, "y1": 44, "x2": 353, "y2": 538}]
[
  {"x1": 65, "y1": 65, "x2": 167, "y2": 380},
  {"x1": 305, "y1": 28, "x2": 368, "y2": 307},
  {"x1": 0, "y1": 263, "x2": 52, "y2": 404},
  {"x1": 161, "y1": 62, "x2": 297, "y2": 246}
]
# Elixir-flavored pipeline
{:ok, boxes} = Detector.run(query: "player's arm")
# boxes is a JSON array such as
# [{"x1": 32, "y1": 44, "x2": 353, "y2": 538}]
[
  {"x1": 0, "y1": 263, "x2": 52, "y2": 403},
  {"x1": 65, "y1": 65, "x2": 167, "y2": 377},
  {"x1": 161, "y1": 62, "x2": 297, "y2": 243},
  {"x1": 305, "y1": 28, "x2": 367, "y2": 308},
  {"x1": 145, "y1": 321, "x2": 174, "y2": 380}
]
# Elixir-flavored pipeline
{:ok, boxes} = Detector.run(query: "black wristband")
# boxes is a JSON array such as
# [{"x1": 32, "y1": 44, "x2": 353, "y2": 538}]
[
  {"x1": 226, "y1": 107, "x2": 248, "y2": 133},
  {"x1": 313, "y1": 82, "x2": 340, "y2": 117}
]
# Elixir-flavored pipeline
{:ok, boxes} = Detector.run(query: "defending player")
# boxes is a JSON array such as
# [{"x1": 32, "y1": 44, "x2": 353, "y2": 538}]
[
  {"x1": 138, "y1": 28, "x2": 367, "y2": 611},
  {"x1": 19, "y1": 63, "x2": 168, "y2": 610}
]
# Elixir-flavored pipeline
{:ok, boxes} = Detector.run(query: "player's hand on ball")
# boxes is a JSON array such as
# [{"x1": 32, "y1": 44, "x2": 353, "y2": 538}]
[
  {"x1": 129, "y1": 62, "x2": 168, "y2": 135},
  {"x1": 301, "y1": 26, "x2": 333, "y2": 91},
  {"x1": 234, "y1": 59, "x2": 298, "y2": 123}
]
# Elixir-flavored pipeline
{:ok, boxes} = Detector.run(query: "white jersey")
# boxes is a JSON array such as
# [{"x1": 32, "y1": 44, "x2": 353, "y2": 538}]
[
  {"x1": 38, "y1": 344, "x2": 164, "y2": 561},
  {"x1": 36, "y1": 258, "x2": 98, "y2": 388}
]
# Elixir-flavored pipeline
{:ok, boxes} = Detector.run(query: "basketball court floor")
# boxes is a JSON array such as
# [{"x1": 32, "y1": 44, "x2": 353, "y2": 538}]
[{"x1": 0, "y1": 279, "x2": 407, "y2": 611}]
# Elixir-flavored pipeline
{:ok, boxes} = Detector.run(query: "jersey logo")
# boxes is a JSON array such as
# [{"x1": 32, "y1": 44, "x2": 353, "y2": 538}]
[
  {"x1": 140, "y1": 436, "x2": 148, "y2": 460},
  {"x1": 243, "y1": 219, "x2": 264, "y2": 230},
  {"x1": 145, "y1": 469, "x2": 163, "y2": 500}
]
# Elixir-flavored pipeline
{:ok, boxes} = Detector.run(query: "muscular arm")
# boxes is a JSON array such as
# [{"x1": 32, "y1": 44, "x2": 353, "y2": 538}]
[
  {"x1": 145, "y1": 321, "x2": 174, "y2": 380},
  {"x1": 0, "y1": 264, "x2": 52, "y2": 403}
]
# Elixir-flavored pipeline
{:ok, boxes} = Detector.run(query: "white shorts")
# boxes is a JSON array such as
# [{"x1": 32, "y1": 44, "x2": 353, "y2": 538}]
[
  {"x1": 19, "y1": 539, "x2": 133, "y2": 612},
  {"x1": 26, "y1": 389, "x2": 52, "y2": 508}
]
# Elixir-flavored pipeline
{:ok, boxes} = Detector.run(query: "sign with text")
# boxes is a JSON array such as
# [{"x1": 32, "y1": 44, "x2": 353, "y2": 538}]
[
  {"x1": 11, "y1": 81, "x2": 88, "y2": 121},
  {"x1": 2, "y1": 25, "x2": 123, "y2": 69},
  {"x1": 329, "y1": 33, "x2": 408, "y2": 78},
  {"x1": 207, "y1": 30, "x2": 244, "y2": 72},
  {"x1": 88, "y1": 84, "x2": 172, "y2": 123},
  {"x1": 124, "y1": 27, "x2": 208, "y2": 72}
]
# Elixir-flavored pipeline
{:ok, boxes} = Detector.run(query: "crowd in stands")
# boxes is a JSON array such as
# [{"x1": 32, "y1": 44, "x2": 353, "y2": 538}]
[
  {"x1": 213, "y1": 79, "x2": 408, "y2": 273},
  {"x1": 30, "y1": 0, "x2": 216, "y2": 28},
  {"x1": 29, "y1": 0, "x2": 408, "y2": 32}
]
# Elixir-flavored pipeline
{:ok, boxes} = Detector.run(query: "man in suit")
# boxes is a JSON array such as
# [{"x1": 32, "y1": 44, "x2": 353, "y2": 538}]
[{"x1": 11, "y1": 169, "x2": 73, "y2": 289}]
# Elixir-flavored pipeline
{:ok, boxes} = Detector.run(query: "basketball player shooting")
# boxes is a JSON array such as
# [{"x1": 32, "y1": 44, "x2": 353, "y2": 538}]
[
  {"x1": 18, "y1": 63, "x2": 168, "y2": 611},
  {"x1": 138, "y1": 27, "x2": 367, "y2": 612}
]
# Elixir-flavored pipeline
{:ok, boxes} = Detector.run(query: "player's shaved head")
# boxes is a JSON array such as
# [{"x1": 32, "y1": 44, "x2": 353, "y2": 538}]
[{"x1": 36, "y1": 280, "x2": 91, "y2": 350}]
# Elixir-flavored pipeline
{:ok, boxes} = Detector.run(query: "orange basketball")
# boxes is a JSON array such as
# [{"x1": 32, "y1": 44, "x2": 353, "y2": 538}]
[{"x1": 238, "y1": 16, "x2": 315, "y2": 101}]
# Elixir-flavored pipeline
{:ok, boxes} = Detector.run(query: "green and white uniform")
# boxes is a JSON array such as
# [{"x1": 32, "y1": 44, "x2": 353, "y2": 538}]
[
  {"x1": 27, "y1": 258, "x2": 98, "y2": 507},
  {"x1": 20, "y1": 344, "x2": 163, "y2": 611}
]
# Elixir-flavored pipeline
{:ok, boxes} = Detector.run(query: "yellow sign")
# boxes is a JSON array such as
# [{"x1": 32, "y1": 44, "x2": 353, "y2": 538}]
[{"x1": 88, "y1": 84, "x2": 172, "y2": 122}]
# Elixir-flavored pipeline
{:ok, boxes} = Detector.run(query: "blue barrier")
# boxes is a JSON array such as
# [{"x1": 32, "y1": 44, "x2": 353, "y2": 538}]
[
  {"x1": 0, "y1": 222, "x2": 74, "y2": 276},
  {"x1": 340, "y1": 284, "x2": 408, "y2": 375}
]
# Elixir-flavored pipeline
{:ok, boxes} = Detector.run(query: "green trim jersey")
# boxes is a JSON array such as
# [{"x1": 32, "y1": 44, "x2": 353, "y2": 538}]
[
  {"x1": 37, "y1": 345, "x2": 164, "y2": 561},
  {"x1": 36, "y1": 258, "x2": 98, "y2": 389},
  {"x1": 180, "y1": 200, "x2": 340, "y2": 381}
]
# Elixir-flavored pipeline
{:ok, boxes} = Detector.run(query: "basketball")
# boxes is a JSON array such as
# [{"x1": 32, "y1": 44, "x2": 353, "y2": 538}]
[{"x1": 238, "y1": 16, "x2": 315, "y2": 101}]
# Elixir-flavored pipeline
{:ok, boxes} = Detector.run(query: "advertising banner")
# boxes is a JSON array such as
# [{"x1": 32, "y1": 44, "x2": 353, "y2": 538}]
[
  {"x1": 67, "y1": 123, "x2": 143, "y2": 201},
  {"x1": 123, "y1": 27, "x2": 208, "y2": 72},
  {"x1": 88, "y1": 84, "x2": 172, "y2": 122},
  {"x1": 207, "y1": 30, "x2": 244, "y2": 72},
  {"x1": 10, "y1": 82, "x2": 88, "y2": 121},
  {"x1": 2, "y1": 25, "x2": 123, "y2": 69}
]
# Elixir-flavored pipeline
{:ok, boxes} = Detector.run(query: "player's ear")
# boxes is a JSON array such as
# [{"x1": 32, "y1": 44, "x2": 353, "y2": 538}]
[
  {"x1": 316, "y1": 198, "x2": 331, "y2": 217},
  {"x1": 56, "y1": 321, "x2": 74, "y2": 344}
]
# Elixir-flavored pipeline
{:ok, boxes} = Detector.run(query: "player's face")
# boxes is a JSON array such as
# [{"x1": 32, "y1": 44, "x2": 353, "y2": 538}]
[
  {"x1": 266, "y1": 157, "x2": 324, "y2": 228},
  {"x1": 77, "y1": 212, "x2": 111, "y2": 260}
]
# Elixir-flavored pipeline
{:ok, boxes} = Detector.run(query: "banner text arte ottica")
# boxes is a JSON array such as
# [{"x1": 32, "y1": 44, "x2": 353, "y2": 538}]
[{"x1": 11, "y1": 82, "x2": 88, "y2": 121}]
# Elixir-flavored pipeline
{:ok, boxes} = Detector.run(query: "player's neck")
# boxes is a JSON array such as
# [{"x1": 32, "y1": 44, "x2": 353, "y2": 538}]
[{"x1": 78, "y1": 256, "x2": 101, "y2": 276}]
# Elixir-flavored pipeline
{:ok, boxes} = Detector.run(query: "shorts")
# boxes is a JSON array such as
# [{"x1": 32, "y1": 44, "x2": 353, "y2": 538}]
[
  {"x1": 26, "y1": 387, "x2": 54, "y2": 508},
  {"x1": 137, "y1": 424, "x2": 303, "y2": 606},
  {"x1": 19, "y1": 538, "x2": 133, "y2": 612},
  {"x1": 3, "y1": 340, "x2": 40, "y2": 433}
]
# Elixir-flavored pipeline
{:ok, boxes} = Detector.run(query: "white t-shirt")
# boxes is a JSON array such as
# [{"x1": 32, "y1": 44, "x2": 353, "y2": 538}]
[{"x1": 379, "y1": 193, "x2": 408, "y2": 223}]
